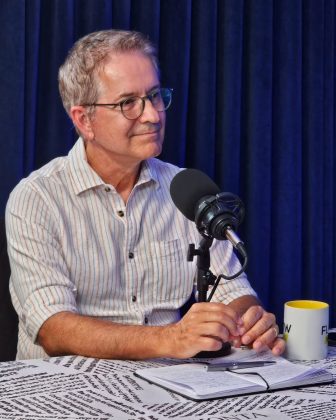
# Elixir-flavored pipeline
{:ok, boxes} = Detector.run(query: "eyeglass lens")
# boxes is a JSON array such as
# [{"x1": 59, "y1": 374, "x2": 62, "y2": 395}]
[{"x1": 121, "y1": 88, "x2": 172, "y2": 119}]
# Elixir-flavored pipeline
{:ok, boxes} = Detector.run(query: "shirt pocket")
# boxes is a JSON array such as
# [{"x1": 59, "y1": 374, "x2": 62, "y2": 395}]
[{"x1": 148, "y1": 239, "x2": 194, "y2": 303}]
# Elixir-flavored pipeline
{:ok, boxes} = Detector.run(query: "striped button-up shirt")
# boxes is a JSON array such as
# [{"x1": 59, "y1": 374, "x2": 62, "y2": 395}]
[{"x1": 6, "y1": 138, "x2": 257, "y2": 359}]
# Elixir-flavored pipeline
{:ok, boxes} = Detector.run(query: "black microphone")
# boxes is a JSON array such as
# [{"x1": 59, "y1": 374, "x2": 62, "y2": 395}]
[{"x1": 170, "y1": 169, "x2": 245, "y2": 253}]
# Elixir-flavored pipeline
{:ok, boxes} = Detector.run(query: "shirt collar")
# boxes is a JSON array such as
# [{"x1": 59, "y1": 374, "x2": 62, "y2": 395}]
[
  {"x1": 68, "y1": 138, "x2": 105, "y2": 195},
  {"x1": 68, "y1": 138, "x2": 160, "y2": 195},
  {"x1": 136, "y1": 159, "x2": 160, "y2": 189}
]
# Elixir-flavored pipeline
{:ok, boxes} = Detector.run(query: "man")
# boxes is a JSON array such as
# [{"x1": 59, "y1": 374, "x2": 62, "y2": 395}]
[{"x1": 6, "y1": 30, "x2": 285, "y2": 360}]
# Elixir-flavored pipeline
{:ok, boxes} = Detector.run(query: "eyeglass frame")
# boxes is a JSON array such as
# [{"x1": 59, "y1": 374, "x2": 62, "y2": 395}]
[{"x1": 81, "y1": 87, "x2": 173, "y2": 120}]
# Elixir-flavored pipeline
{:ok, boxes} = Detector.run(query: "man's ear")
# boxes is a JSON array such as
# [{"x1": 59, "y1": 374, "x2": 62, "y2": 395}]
[{"x1": 70, "y1": 106, "x2": 95, "y2": 140}]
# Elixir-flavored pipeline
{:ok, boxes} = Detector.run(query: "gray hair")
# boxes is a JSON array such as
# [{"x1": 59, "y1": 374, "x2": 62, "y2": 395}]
[{"x1": 58, "y1": 29, "x2": 159, "y2": 116}]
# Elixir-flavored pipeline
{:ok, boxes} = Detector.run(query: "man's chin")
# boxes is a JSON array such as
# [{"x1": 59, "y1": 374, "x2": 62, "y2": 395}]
[
  {"x1": 146, "y1": 142, "x2": 163, "y2": 159},
  {"x1": 138, "y1": 134, "x2": 163, "y2": 155}
]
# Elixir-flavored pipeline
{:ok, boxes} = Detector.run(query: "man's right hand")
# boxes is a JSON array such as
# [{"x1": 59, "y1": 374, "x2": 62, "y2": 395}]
[{"x1": 165, "y1": 302, "x2": 244, "y2": 359}]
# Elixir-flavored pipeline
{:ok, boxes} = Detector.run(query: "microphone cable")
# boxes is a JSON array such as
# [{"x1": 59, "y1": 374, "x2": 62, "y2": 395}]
[{"x1": 206, "y1": 243, "x2": 248, "y2": 302}]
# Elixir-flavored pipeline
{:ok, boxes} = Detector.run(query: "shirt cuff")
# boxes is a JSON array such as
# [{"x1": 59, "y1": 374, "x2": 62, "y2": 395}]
[{"x1": 22, "y1": 286, "x2": 78, "y2": 343}]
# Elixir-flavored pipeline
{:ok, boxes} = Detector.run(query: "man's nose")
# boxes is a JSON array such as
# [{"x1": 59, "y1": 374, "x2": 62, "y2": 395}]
[{"x1": 138, "y1": 98, "x2": 161, "y2": 123}]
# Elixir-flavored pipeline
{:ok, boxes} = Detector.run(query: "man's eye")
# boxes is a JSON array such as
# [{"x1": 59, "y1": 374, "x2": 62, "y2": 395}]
[
  {"x1": 123, "y1": 97, "x2": 137, "y2": 108},
  {"x1": 150, "y1": 91, "x2": 162, "y2": 104},
  {"x1": 151, "y1": 90, "x2": 161, "y2": 99}
]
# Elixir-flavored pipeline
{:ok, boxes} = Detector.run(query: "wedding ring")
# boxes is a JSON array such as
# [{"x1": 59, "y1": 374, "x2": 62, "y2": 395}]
[{"x1": 273, "y1": 326, "x2": 279, "y2": 337}]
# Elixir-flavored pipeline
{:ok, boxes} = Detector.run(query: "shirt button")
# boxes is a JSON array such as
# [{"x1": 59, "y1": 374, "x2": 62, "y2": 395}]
[
  {"x1": 117, "y1": 210, "x2": 124, "y2": 217},
  {"x1": 104, "y1": 186, "x2": 111, "y2": 192},
  {"x1": 132, "y1": 296, "x2": 137, "y2": 302},
  {"x1": 128, "y1": 252, "x2": 134, "y2": 259},
  {"x1": 144, "y1": 317, "x2": 149, "y2": 324}
]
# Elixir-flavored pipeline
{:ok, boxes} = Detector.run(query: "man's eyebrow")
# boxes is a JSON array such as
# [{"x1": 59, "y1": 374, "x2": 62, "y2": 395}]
[
  {"x1": 113, "y1": 84, "x2": 161, "y2": 101},
  {"x1": 113, "y1": 91, "x2": 136, "y2": 101}
]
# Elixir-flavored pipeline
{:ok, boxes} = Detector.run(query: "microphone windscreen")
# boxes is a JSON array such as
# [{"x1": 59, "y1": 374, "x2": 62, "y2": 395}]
[{"x1": 170, "y1": 168, "x2": 220, "y2": 221}]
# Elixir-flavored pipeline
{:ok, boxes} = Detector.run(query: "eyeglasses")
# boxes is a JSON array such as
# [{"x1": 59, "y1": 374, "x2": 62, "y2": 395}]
[{"x1": 82, "y1": 87, "x2": 173, "y2": 120}]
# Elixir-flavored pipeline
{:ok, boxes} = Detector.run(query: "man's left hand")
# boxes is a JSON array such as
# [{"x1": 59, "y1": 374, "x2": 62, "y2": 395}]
[{"x1": 237, "y1": 305, "x2": 285, "y2": 356}]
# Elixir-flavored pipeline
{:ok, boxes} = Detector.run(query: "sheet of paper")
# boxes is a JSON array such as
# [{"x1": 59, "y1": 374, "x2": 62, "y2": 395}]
[{"x1": 140, "y1": 363, "x2": 263, "y2": 395}]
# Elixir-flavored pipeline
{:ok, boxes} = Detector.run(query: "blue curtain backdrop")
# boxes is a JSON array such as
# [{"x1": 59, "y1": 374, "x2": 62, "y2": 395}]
[{"x1": 0, "y1": 0, "x2": 335, "y2": 326}]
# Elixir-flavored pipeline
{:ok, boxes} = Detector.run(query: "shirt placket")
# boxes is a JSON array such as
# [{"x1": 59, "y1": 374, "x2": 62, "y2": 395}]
[{"x1": 123, "y1": 196, "x2": 145, "y2": 324}]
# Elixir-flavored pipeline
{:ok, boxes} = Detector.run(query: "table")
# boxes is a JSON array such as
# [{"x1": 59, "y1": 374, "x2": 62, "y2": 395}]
[{"x1": 0, "y1": 347, "x2": 335, "y2": 420}]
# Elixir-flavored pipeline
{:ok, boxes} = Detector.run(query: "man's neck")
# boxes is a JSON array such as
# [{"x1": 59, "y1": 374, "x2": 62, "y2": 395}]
[
  {"x1": 85, "y1": 143, "x2": 142, "y2": 204},
  {"x1": 97, "y1": 162, "x2": 141, "y2": 204}
]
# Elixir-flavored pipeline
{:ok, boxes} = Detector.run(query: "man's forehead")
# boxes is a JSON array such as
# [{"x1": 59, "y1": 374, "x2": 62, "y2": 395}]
[
  {"x1": 101, "y1": 51, "x2": 157, "y2": 76},
  {"x1": 97, "y1": 51, "x2": 159, "y2": 95}
]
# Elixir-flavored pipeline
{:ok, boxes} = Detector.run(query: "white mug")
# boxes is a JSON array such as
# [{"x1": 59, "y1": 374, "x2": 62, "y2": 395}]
[{"x1": 283, "y1": 300, "x2": 329, "y2": 360}]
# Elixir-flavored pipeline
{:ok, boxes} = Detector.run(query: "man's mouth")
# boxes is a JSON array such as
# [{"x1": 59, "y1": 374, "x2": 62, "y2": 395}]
[
  {"x1": 133, "y1": 130, "x2": 160, "y2": 137},
  {"x1": 132, "y1": 123, "x2": 162, "y2": 137}
]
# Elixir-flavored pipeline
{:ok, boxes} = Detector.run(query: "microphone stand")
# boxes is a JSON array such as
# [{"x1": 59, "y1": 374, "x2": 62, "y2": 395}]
[{"x1": 188, "y1": 238, "x2": 231, "y2": 358}]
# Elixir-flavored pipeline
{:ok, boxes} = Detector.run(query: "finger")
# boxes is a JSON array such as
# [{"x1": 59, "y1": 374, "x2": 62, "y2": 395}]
[
  {"x1": 241, "y1": 305, "x2": 265, "y2": 332},
  {"x1": 183, "y1": 313, "x2": 240, "y2": 339},
  {"x1": 191, "y1": 302, "x2": 241, "y2": 322},
  {"x1": 252, "y1": 324, "x2": 280, "y2": 351},
  {"x1": 186, "y1": 305, "x2": 242, "y2": 336},
  {"x1": 270, "y1": 337, "x2": 286, "y2": 356},
  {"x1": 190, "y1": 321, "x2": 232, "y2": 342},
  {"x1": 174, "y1": 332, "x2": 225, "y2": 358},
  {"x1": 231, "y1": 336, "x2": 242, "y2": 348},
  {"x1": 193, "y1": 336, "x2": 224, "y2": 354},
  {"x1": 241, "y1": 312, "x2": 276, "y2": 344}
]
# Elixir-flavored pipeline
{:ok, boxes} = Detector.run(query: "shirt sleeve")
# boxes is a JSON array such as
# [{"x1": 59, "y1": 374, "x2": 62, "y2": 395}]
[
  {"x1": 6, "y1": 182, "x2": 78, "y2": 344},
  {"x1": 208, "y1": 237, "x2": 258, "y2": 304}
]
